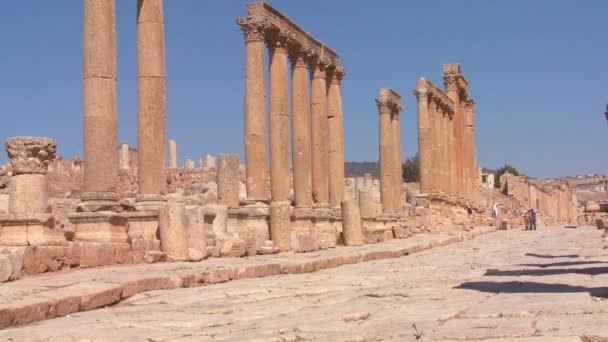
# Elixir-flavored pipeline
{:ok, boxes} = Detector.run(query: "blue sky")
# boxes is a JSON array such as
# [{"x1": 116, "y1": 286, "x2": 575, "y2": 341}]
[{"x1": 0, "y1": 0, "x2": 606, "y2": 178}]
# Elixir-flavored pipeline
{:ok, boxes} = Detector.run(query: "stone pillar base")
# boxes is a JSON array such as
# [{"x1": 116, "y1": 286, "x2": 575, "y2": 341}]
[
  {"x1": 0, "y1": 213, "x2": 67, "y2": 246},
  {"x1": 313, "y1": 206, "x2": 336, "y2": 249},
  {"x1": 290, "y1": 207, "x2": 318, "y2": 252},
  {"x1": 122, "y1": 211, "x2": 159, "y2": 240},
  {"x1": 79, "y1": 192, "x2": 123, "y2": 212},
  {"x1": 134, "y1": 194, "x2": 166, "y2": 211},
  {"x1": 68, "y1": 212, "x2": 129, "y2": 243},
  {"x1": 227, "y1": 204, "x2": 270, "y2": 256},
  {"x1": 362, "y1": 218, "x2": 394, "y2": 244}
]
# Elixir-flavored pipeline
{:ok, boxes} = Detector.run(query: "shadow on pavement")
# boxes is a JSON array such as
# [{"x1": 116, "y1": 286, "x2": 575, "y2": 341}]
[
  {"x1": 485, "y1": 266, "x2": 608, "y2": 276},
  {"x1": 525, "y1": 253, "x2": 579, "y2": 259},
  {"x1": 516, "y1": 261, "x2": 604, "y2": 268},
  {"x1": 455, "y1": 281, "x2": 608, "y2": 297}
]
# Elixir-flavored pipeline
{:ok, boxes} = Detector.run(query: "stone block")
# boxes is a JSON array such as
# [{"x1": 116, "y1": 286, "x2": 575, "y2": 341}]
[
  {"x1": 290, "y1": 231, "x2": 319, "y2": 253},
  {"x1": 69, "y1": 212, "x2": 128, "y2": 243},
  {"x1": 158, "y1": 202, "x2": 189, "y2": 261},
  {"x1": 123, "y1": 211, "x2": 159, "y2": 240},
  {"x1": 0, "y1": 213, "x2": 66, "y2": 246},
  {"x1": 185, "y1": 205, "x2": 207, "y2": 259}
]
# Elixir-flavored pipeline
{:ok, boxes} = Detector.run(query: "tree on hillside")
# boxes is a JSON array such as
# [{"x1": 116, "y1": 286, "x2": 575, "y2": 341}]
[
  {"x1": 494, "y1": 163, "x2": 522, "y2": 188},
  {"x1": 402, "y1": 154, "x2": 419, "y2": 183}
]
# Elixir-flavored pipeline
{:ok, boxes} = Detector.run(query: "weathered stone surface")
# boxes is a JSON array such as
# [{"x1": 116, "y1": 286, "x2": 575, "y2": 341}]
[
  {"x1": 341, "y1": 200, "x2": 364, "y2": 246},
  {"x1": 269, "y1": 201, "x2": 291, "y2": 252},
  {"x1": 158, "y1": 202, "x2": 189, "y2": 261},
  {"x1": 217, "y1": 154, "x2": 240, "y2": 209},
  {"x1": 5, "y1": 137, "x2": 56, "y2": 175}
]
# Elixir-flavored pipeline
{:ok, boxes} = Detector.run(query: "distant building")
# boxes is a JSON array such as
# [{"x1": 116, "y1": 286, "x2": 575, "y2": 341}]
[{"x1": 481, "y1": 172, "x2": 495, "y2": 189}]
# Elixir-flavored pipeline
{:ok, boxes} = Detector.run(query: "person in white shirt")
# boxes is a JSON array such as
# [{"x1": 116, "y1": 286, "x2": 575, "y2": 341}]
[{"x1": 492, "y1": 203, "x2": 500, "y2": 228}]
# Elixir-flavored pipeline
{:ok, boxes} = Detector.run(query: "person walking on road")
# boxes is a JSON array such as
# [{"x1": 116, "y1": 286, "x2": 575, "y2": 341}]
[{"x1": 529, "y1": 208, "x2": 537, "y2": 231}]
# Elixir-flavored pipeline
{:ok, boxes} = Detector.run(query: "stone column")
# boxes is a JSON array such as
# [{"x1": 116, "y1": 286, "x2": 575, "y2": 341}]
[
  {"x1": 119, "y1": 143, "x2": 131, "y2": 171},
  {"x1": 391, "y1": 107, "x2": 403, "y2": 213},
  {"x1": 414, "y1": 86, "x2": 432, "y2": 193},
  {"x1": 158, "y1": 201, "x2": 189, "y2": 261},
  {"x1": 341, "y1": 200, "x2": 364, "y2": 246},
  {"x1": 267, "y1": 30, "x2": 292, "y2": 203},
  {"x1": 429, "y1": 100, "x2": 441, "y2": 192},
  {"x1": 0, "y1": 137, "x2": 67, "y2": 247},
  {"x1": 443, "y1": 70, "x2": 463, "y2": 197},
  {"x1": 169, "y1": 139, "x2": 177, "y2": 169},
  {"x1": 288, "y1": 45, "x2": 312, "y2": 208},
  {"x1": 137, "y1": 0, "x2": 167, "y2": 206},
  {"x1": 310, "y1": 56, "x2": 330, "y2": 205},
  {"x1": 82, "y1": 0, "x2": 120, "y2": 211},
  {"x1": 377, "y1": 96, "x2": 394, "y2": 213},
  {"x1": 327, "y1": 66, "x2": 346, "y2": 208},
  {"x1": 269, "y1": 201, "x2": 291, "y2": 252},
  {"x1": 466, "y1": 99, "x2": 477, "y2": 201},
  {"x1": 6, "y1": 137, "x2": 56, "y2": 214},
  {"x1": 237, "y1": 16, "x2": 269, "y2": 202},
  {"x1": 217, "y1": 154, "x2": 240, "y2": 209}
]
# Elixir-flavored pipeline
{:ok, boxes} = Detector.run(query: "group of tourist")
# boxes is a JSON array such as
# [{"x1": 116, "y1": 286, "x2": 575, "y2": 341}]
[
  {"x1": 523, "y1": 208, "x2": 537, "y2": 230},
  {"x1": 492, "y1": 203, "x2": 538, "y2": 230}
]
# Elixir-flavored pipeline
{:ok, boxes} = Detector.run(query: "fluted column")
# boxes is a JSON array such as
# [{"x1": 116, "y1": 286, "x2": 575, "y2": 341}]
[
  {"x1": 310, "y1": 57, "x2": 329, "y2": 205},
  {"x1": 237, "y1": 16, "x2": 269, "y2": 202},
  {"x1": 82, "y1": 0, "x2": 120, "y2": 211},
  {"x1": 377, "y1": 99, "x2": 394, "y2": 213},
  {"x1": 439, "y1": 107, "x2": 450, "y2": 193},
  {"x1": 137, "y1": 0, "x2": 167, "y2": 205},
  {"x1": 288, "y1": 46, "x2": 312, "y2": 208},
  {"x1": 444, "y1": 75, "x2": 461, "y2": 196},
  {"x1": 391, "y1": 108, "x2": 403, "y2": 212},
  {"x1": 466, "y1": 99, "x2": 477, "y2": 201},
  {"x1": 414, "y1": 87, "x2": 431, "y2": 193},
  {"x1": 267, "y1": 30, "x2": 291, "y2": 202},
  {"x1": 327, "y1": 66, "x2": 346, "y2": 208}
]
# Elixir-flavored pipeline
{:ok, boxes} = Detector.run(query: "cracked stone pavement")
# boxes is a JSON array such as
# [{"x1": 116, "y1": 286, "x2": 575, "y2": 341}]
[{"x1": 2, "y1": 226, "x2": 608, "y2": 341}]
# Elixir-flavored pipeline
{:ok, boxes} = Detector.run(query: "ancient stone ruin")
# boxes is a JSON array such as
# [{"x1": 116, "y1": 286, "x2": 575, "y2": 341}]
[{"x1": 0, "y1": 1, "x2": 580, "y2": 284}]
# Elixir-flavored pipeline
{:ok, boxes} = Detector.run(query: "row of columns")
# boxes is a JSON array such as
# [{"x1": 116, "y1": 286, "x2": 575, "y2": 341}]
[
  {"x1": 376, "y1": 88, "x2": 404, "y2": 214},
  {"x1": 82, "y1": 0, "x2": 166, "y2": 211},
  {"x1": 237, "y1": 16, "x2": 346, "y2": 209},
  {"x1": 414, "y1": 66, "x2": 478, "y2": 201}
]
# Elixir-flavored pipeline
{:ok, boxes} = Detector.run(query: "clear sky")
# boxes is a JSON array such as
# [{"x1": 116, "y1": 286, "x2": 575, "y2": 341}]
[{"x1": 0, "y1": 0, "x2": 606, "y2": 178}]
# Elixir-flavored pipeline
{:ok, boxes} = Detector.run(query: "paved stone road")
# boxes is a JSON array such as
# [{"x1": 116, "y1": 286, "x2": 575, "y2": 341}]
[{"x1": 2, "y1": 226, "x2": 608, "y2": 341}]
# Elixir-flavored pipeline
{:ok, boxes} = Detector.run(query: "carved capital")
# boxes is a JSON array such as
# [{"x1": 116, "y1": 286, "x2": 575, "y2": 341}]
[
  {"x1": 308, "y1": 55, "x2": 329, "y2": 79},
  {"x1": 330, "y1": 66, "x2": 346, "y2": 85},
  {"x1": 265, "y1": 29, "x2": 295, "y2": 53},
  {"x1": 376, "y1": 100, "x2": 401, "y2": 115},
  {"x1": 236, "y1": 16, "x2": 269, "y2": 42},
  {"x1": 443, "y1": 74, "x2": 459, "y2": 91},
  {"x1": 5, "y1": 136, "x2": 56, "y2": 175},
  {"x1": 465, "y1": 98, "x2": 477, "y2": 108},
  {"x1": 413, "y1": 88, "x2": 430, "y2": 101},
  {"x1": 288, "y1": 45, "x2": 312, "y2": 69}
]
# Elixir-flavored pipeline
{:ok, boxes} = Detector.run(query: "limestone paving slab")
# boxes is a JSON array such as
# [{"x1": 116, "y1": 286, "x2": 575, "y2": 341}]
[
  {"x1": 2, "y1": 226, "x2": 607, "y2": 341},
  {"x1": 0, "y1": 226, "x2": 495, "y2": 331}
]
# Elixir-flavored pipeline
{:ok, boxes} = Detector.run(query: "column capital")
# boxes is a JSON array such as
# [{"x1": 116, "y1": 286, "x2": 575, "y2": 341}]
[
  {"x1": 5, "y1": 136, "x2": 56, "y2": 175},
  {"x1": 465, "y1": 98, "x2": 477, "y2": 108},
  {"x1": 413, "y1": 88, "x2": 430, "y2": 101},
  {"x1": 265, "y1": 29, "x2": 295, "y2": 53},
  {"x1": 442, "y1": 73, "x2": 460, "y2": 91},
  {"x1": 376, "y1": 100, "x2": 402, "y2": 115},
  {"x1": 327, "y1": 65, "x2": 346, "y2": 85},
  {"x1": 287, "y1": 45, "x2": 313, "y2": 69},
  {"x1": 236, "y1": 16, "x2": 270, "y2": 42},
  {"x1": 309, "y1": 55, "x2": 330, "y2": 79}
]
